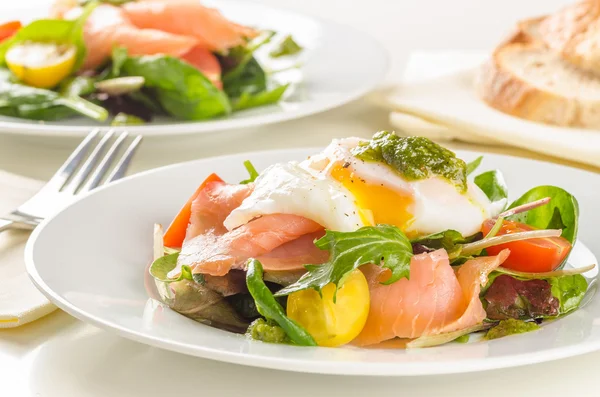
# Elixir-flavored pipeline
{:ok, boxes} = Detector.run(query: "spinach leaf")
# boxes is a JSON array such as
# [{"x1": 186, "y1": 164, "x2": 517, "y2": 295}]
[
  {"x1": 352, "y1": 131, "x2": 468, "y2": 193},
  {"x1": 240, "y1": 160, "x2": 259, "y2": 184},
  {"x1": 59, "y1": 76, "x2": 96, "y2": 97},
  {"x1": 549, "y1": 274, "x2": 588, "y2": 314},
  {"x1": 0, "y1": 2, "x2": 97, "y2": 71},
  {"x1": 223, "y1": 57, "x2": 267, "y2": 98},
  {"x1": 466, "y1": 156, "x2": 483, "y2": 176},
  {"x1": 507, "y1": 186, "x2": 579, "y2": 244},
  {"x1": 111, "y1": 47, "x2": 128, "y2": 77},
  {"x1": 485, "y1": 319, "x2": 539, "y2": 340},
  {"x1": 232, "y1": 84, "x2": 289, "y2": 111},
  {"x1": 275, "y1": 225, "x2": 413, "y2": 298},
  {"x1": 474, "y1": 170, "x2": 508, "y2": 204},
  {"x1": 149, "y1": 252, "x2": 194, "y2": 283},
  {"x1": 120, "y1": 55, "x2": 231, "y2": 120},
  {"x1": 0, "y1": 74, "x2": 108, "y2": 121},
  {"x1": 270, "y1": 35, "x2": 303, "y2": 58},
  {"x1": 246, "y1": 259, "x2": 316, "y2": 346}
]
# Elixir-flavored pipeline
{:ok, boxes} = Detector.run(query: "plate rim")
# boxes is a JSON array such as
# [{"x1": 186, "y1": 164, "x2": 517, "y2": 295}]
[
  {"x1": 24, "y1": 147, "x2": 600, "y2": 376},
  {"x1": 0, "y1": 0, "x2": 390, "y2": 138}
]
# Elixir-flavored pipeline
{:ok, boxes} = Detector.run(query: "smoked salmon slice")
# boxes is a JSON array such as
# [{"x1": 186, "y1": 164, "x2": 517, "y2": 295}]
[
  {"x1": 181, "y1": 46, "x2": 223, "y2": 88},
  {"x1": 353, "y1": 249, "x2": 510, "y2": 346},
  {"x1": 174, "y1": 179, "x2": 327, "y2": 278},
  {"x1": 67, "y1": 4, "x2": 198, "y2": 70},
  {"x1": 122, "y1": 0, "x2": 257, "y2": 52}
]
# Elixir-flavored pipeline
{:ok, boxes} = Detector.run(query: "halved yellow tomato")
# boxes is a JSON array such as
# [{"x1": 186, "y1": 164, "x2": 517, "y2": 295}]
[
  {"x1": 6, "y1": 42, "x2": 76, "y2": 89},
  {"x1": 286, "y1": 269, "x2": 370, "y2": 347}
]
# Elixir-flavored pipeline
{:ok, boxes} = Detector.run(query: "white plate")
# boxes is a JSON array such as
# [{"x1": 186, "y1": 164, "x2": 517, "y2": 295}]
[
  {"x1": 0, "y1": 0, "x2": 388, "y2": 137},
  {"x1": 26, "y1": 148, "x2": 600, "y2": 376},
  {"x1": 388, "y1": 66, "x2": 600, "y2": 168}
]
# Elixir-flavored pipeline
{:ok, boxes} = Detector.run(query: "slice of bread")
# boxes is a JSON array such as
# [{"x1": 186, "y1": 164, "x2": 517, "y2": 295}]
[
  {"x1": 535, "y1": 0, "x2": 600, "y2": 75},
  {"x1": 475, "y1": 29, "x2": 600, "y2": 128}
]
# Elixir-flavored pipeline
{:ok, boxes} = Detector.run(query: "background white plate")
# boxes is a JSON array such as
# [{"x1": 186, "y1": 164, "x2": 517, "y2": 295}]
[
  {"x1": 388, "y1": 66, "x2": 600, "y2": 168},
  {"x1": 26, "y1": 148, "x2": 600, "y2": 376},
  {"x1": 0, "y1": 0, "x2": 388, "y2": 137}
]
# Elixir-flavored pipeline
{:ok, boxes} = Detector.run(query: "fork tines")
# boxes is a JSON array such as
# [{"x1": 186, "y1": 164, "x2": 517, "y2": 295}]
[{"x1": 52, "y1": 129, "x2": 143, "y2": 194}]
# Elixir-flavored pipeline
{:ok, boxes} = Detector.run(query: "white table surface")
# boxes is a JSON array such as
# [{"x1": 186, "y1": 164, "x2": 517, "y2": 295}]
[{"x1": 2, "y1": 0, "x2": 599, "y2": 396}]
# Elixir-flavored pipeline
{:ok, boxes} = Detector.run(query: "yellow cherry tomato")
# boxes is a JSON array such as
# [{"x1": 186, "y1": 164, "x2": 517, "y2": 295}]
[
  {"x1": 286, "y1": 269, "x2": 370, "y2": 347},
  {"x1": 6, "y1": 42, "x2": 76, "y2": 89}
]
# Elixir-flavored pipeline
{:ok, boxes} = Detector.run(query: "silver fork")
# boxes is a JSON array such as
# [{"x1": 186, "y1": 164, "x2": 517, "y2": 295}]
[{"x1": 0, "y1": 129, "x2": 142, "y2": 233}]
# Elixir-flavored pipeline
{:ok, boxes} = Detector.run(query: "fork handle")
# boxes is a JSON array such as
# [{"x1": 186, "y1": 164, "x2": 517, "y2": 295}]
[
  {"x1": 0, "y1": 218, "x2": 15, "y2": 233},
  {"x1": 0, "y1": 218, "x2": 36, "y2": 234}
]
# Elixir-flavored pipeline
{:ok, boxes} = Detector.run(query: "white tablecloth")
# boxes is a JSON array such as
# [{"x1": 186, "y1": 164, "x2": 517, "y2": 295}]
[{"x1": 2, "y1": 0, "x2": 598, "y2": 396}]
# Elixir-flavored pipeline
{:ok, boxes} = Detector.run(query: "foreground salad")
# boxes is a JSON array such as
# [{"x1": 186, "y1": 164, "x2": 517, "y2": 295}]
[
  {"x1": 150, "y1": 131, "x2": 592, "y2": 348},
  {"x1": 0, "y1": 0, "x2": 301, "y2": 125}
]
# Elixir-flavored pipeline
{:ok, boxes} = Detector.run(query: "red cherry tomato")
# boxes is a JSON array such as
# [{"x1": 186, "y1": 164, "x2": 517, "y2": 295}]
[
  {"x1": 0, "y1": 21, "x2": 21, "y2": 42},
  {"x1": 482, "y1": 219, "x2": 572, "y2": 272}
]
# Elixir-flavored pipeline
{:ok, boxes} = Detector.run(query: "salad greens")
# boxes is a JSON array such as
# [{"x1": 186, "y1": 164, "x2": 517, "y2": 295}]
[
  {"x1": 474, "y1": 170, "x2": 508, "y2": 205},
  {"x1": 466, "y1": 156, "x2": 483, "y2": 175},
  {"x1": 549, "y1": 274, "x2": 588, "y2": 314},
  {"x1": 507, "y1": 186, "x2": 579, "y2": 244},
  {"x1": 0, "y1": 2, "x2": 97, "y2": 70},
  {"x1": 352, "y1": 131, "x2": 468, "y2": 193},
  {"x1": 111, "y1": 112, "x2": 144, "y2": 126},
  {"x1": 149, "y1": 252, "x2": 194, "y2": 283},
  {"x1": 411, "y1": 229, "x2": 481, "y2": 258},
  {"x1": 275, "y1": 225, "x2": 413, "y2": 298},
  {"x1": 119, "y1": 54, "x2": 232, "y2": 120},
  {"x1": 485, "y1": 319, "x2": 540, "y2": 340},
  {"x1": 240, "y1": 160, "x2": 260, "y2": 184},
  {"x1": 59, "y1": 76, "x2": 96, "y2": 97},
  {"x1": 231, "y1": 84, "x2": 289, "y2": 111},
  {"x1": 246, "y1": 259, "x2": 316, "y2": 346},
  {"x1": 270, "y1": 35, "x2": 303, "y2": 58}
]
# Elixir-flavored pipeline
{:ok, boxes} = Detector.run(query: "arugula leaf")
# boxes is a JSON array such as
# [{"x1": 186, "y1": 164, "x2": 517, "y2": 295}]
[
  {"x1": 0, "y1": 2, "x2": 97, "y2": 71},
  {"x1": 232, "y1": 84, "x2": 289, "y2": 111},
  {"x1": 549, "y1": 274, "x2": 588, "y2": 314},
  {"x1": 246, "y1": 259, "x2": 316, "y2": 346},
  {"x1": 411, "y1": 229, "x2": 481, "y2": 258},
  {"x1": 149, "y1": 252, "x2": 194, "y2": 283},
  {"x1": 240, "y1": 160, "x2": 259, "y2": 184},
  {"x1": 507, "y1": 185, "x2": 579, "y2": 244},
  {"x1": 270, "y1": 35, "x2": 303, "y2": 58},
  {"x1": 466, "y1": 156, "x2": 483, "y2": 175},
  {"x1": 275, "y1": 225, "x2": 413, "y2": 298},
  {"x1": 120, "y1": 54, "x2": 231, "y2": 120},
  {"x1": 485, "y1": 319, "x2": 539, "y2": 340},
  {"x1": 474, "y1": 170, "x2": 508, "y2": 204}
]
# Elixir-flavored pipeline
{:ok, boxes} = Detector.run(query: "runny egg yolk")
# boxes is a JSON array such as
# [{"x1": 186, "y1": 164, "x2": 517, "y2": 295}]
[{"x1": 330, "y1": 164, "x2": 415, "y2": 234}]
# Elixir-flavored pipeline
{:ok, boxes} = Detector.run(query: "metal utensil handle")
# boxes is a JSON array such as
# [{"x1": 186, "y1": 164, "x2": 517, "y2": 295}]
[{"x1": 0, "y1": 218, "x2": 15, "y2": 234}]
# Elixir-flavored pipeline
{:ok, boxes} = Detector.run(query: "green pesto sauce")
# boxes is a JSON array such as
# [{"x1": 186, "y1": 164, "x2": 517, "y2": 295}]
[
  {"x1": 247, "y1": 318, "x2": 290, "y2": 344},
  {"x1": 485, "y1": 319, "x2": 540, "y2": 340},
  {"x1": 352, "y1": 131, "x2": 468, "y2": 193}
]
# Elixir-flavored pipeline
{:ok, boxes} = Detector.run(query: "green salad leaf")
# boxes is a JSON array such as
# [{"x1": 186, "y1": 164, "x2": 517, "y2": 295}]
[
  {"x1": 474, "y1": 170, "x2": 508, "y2": 204},
  {"x1": 240, "y1": 160, "x2": 259, "y2": 184},
  {"x1": 549, "y1": 274, "x2": 588, "y2": 315},
  {"x1": 119, "y1": 54, "x2": 231, "y2": 120},
  {"x1": 485, "y1": 319, "x2": 539, "y2": 340},
  {"x1": 232, "y1": 84, "x2": 289, "y2": 111},
  {"x1": 0, "y1": 70, "x2": 108, "y2": 121},
  {"x1": 466, "y1": 156, "x2": 483, "y2": 176},
  {"x1": 59, "y1": 76, "x2": 96, "y2": 97},
  {"x1": 275, "y1": 225, "x2": 413, "y2": 298},
  {"x1": 352, "y1": 131, "x2": 468, "y2": 193},
  {"x1": 149, "y1": 252, "x2": 194, "y2": 283},
  {"x1": 411, "y1": 229, "x2": 481, "y2": 258},
  {"x1": 223, "y1": 57, "x2": 267, "y2": 98},
  {"x1": 246, "y1": 259, "x2": 316, "y2": 346},
  {"x1": 0, "y1": 2, "x2": 97, "y2": 71},
  {"x1": 270, "y1": 35, "x2": 303, "y2": 58},
  {"x1": 507, "y1": 186, "x2": 579, "y2": 244},
  {"x1": 111, "y1": 112, "x2": 144, "y2": 126}
]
